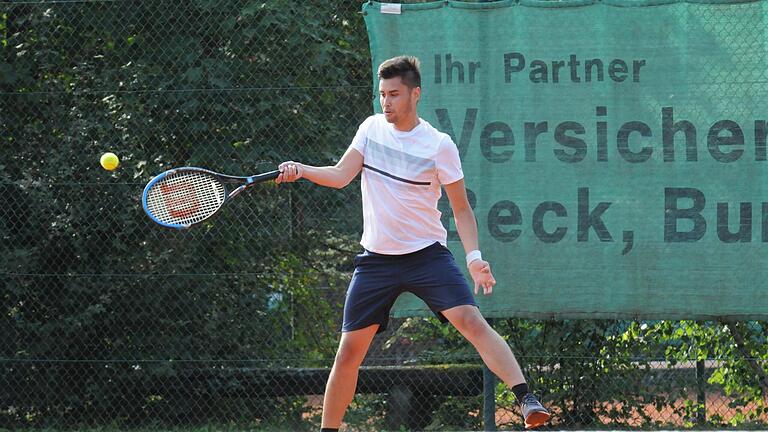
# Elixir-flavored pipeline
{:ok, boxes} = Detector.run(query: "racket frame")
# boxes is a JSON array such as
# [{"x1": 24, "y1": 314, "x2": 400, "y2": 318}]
[{"x1": 142, "y1": 167, "x2": 279, "y2": 229}]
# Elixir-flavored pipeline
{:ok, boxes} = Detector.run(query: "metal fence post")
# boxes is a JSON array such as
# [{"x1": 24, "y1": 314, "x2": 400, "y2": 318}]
[
  {"x1": 696, "y1": 358, "x2": 706, "y2": 424},
  {"x1": 483, "y1": 318, "x2": 497, "y2": 431}
]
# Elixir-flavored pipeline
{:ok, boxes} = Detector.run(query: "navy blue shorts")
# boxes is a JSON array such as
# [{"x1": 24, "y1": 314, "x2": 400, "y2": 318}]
[{"x1": 342, "y1": 242, "x2": 477, "y2": 334}]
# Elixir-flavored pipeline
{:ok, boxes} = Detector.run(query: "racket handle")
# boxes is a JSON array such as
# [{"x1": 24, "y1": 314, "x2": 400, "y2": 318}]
[{"x1": 247, "y1": 170, "x2": 280, "y2": 184}]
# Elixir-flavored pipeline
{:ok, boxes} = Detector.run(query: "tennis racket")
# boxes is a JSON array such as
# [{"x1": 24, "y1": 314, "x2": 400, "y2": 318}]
[{"x1": 142, "y1": 167, "x2": 279, "y2": 229}]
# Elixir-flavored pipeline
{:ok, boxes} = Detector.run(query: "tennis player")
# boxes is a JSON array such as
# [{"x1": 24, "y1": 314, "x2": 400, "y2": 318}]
[{"x1": 276, "y1": 55, "x2": 550, "y2": 431}]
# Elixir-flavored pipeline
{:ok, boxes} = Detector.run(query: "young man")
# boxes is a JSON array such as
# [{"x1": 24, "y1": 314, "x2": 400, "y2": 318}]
[{"x1": 276, "y1": 56, "x2": 550, "y2": 431}]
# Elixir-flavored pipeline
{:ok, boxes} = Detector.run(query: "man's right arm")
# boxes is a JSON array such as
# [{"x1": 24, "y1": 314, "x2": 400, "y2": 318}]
[{"x1": 276, "y1": 146, "x2": 363, "y2": 189}]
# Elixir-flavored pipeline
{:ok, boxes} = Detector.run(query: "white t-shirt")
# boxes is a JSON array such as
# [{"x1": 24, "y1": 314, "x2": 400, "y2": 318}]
[{"x1": 349, "y1": 114, "x2": 464, "y2": 255}]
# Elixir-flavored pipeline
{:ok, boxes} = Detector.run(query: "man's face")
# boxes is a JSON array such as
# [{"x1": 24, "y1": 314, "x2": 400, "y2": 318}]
[{"x1": 379, "y1": 77, "x2": 420, "y2": 126}]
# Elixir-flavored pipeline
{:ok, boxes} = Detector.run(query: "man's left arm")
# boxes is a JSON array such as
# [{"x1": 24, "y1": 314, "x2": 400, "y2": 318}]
[{"x1": 443, "y1": 179, "x2": 497, "y2": 295}]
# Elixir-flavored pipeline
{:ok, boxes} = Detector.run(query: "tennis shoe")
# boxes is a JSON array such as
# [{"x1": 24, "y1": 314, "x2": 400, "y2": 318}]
[{"x1": 520, "y1": 393, "x2": 550, "y2": 429}]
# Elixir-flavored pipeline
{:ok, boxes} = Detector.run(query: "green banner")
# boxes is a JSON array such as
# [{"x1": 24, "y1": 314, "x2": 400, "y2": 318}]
[{"x1": 364, "y1": 0, "x2": 768, "y2": 319}]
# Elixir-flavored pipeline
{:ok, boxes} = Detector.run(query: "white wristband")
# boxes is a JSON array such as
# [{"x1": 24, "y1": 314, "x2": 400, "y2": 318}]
[{"x1": 466, "y1": 250, "x2": 482, "y2": 268}]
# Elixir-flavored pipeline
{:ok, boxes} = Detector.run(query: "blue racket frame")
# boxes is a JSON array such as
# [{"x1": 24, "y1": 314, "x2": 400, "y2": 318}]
[{"x1": 142, "y1": 167, "x2": 279, "y2": 229}]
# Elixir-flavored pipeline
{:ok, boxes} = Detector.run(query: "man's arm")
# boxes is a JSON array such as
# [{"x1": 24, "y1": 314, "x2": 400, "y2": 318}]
[
  {"x1": 276, "y1": 147, "x2": 363, "y2": 189},
  {"x1": 444, "y1": 179, "x2": 497, "y2": 295}
]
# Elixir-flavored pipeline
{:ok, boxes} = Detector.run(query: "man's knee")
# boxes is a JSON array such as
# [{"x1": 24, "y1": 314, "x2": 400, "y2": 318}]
[
  {"x1": 449, "y1": 308, "x2": 489, "y2": 339},
  {"x1": 334, "y1": 343, "x2": 367, "y2": 370},
  {"x1": 333, "y1": 325, "x2": 378, "y2": 369}
]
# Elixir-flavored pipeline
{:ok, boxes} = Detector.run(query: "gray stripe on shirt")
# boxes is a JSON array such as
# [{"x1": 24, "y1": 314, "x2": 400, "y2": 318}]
[{"x1": 365, "y1": 138, "x2": 436, "y2": 179}]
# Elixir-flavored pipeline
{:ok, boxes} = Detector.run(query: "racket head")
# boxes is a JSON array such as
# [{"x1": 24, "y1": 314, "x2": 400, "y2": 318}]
[{"x1": 142, "y1": 167, "x2": 228, "y2": 229}]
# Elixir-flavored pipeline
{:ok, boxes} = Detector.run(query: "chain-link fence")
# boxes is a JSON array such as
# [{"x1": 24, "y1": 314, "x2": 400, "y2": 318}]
[{"x1": 2, "y1": 1, "x2": 768, "y2": 430}]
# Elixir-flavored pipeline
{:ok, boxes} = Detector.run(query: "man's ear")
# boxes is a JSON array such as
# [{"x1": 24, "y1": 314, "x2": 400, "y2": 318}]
[{"x1": 412, "y1": 86, "x2": 421, "y2": 102}]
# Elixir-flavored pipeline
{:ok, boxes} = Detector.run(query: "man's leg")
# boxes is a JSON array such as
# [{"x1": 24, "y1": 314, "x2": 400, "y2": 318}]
[
  {"x1": 441, "y1": 305, "x2": 550, "y2": 428},
  {"x1": 321, "y1": 324, "x2": 379, "y2": 430},
  {"x1": 441, "y1": 305, "x2": 525, "y2": 385}
]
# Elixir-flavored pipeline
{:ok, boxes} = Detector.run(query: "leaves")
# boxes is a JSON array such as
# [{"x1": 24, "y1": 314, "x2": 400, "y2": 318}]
[{"x1": 2, "y1": 0, "x2": 367, "y2": 427}]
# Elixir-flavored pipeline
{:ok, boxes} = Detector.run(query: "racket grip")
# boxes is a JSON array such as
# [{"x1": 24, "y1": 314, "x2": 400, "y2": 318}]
[{"x1": 247, "y1": 170, "x2": 280, "y2": 183}]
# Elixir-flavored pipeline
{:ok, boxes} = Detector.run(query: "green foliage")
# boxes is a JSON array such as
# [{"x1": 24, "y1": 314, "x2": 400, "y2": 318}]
[
  {"x1": 425, "y1": 396, "x2": 482, "y2": 431},
  {"x1": 501, "y1": 319, "x2": 768, "y2": 429},
  {"x1": 642, "y1": 320, "x2": 768, "y2": 426},
  {"x1": 343, "y1": 395, "x2": 387, "y2": 432},
  {"x1": 1, "y1": 0, "x2": 365, "y2": 429},
  {"x1": 386, "y1": 318, "x2": 768, "y2": 429}
]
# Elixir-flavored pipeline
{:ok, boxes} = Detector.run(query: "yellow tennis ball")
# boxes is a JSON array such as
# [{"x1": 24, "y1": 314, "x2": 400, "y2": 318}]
[{"x1": 100, "y1": 152, "x2": 119, "y2": 171}]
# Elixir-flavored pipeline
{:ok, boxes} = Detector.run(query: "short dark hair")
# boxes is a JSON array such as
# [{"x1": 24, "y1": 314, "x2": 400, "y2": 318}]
[{"x1": 377, "y1": 56, "x2": 421, "y2": 89}]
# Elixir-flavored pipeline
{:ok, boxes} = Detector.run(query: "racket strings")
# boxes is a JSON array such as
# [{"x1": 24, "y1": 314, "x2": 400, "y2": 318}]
[{"x1": 145, "y1": 171, "x2": 226, "y2": 226}]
